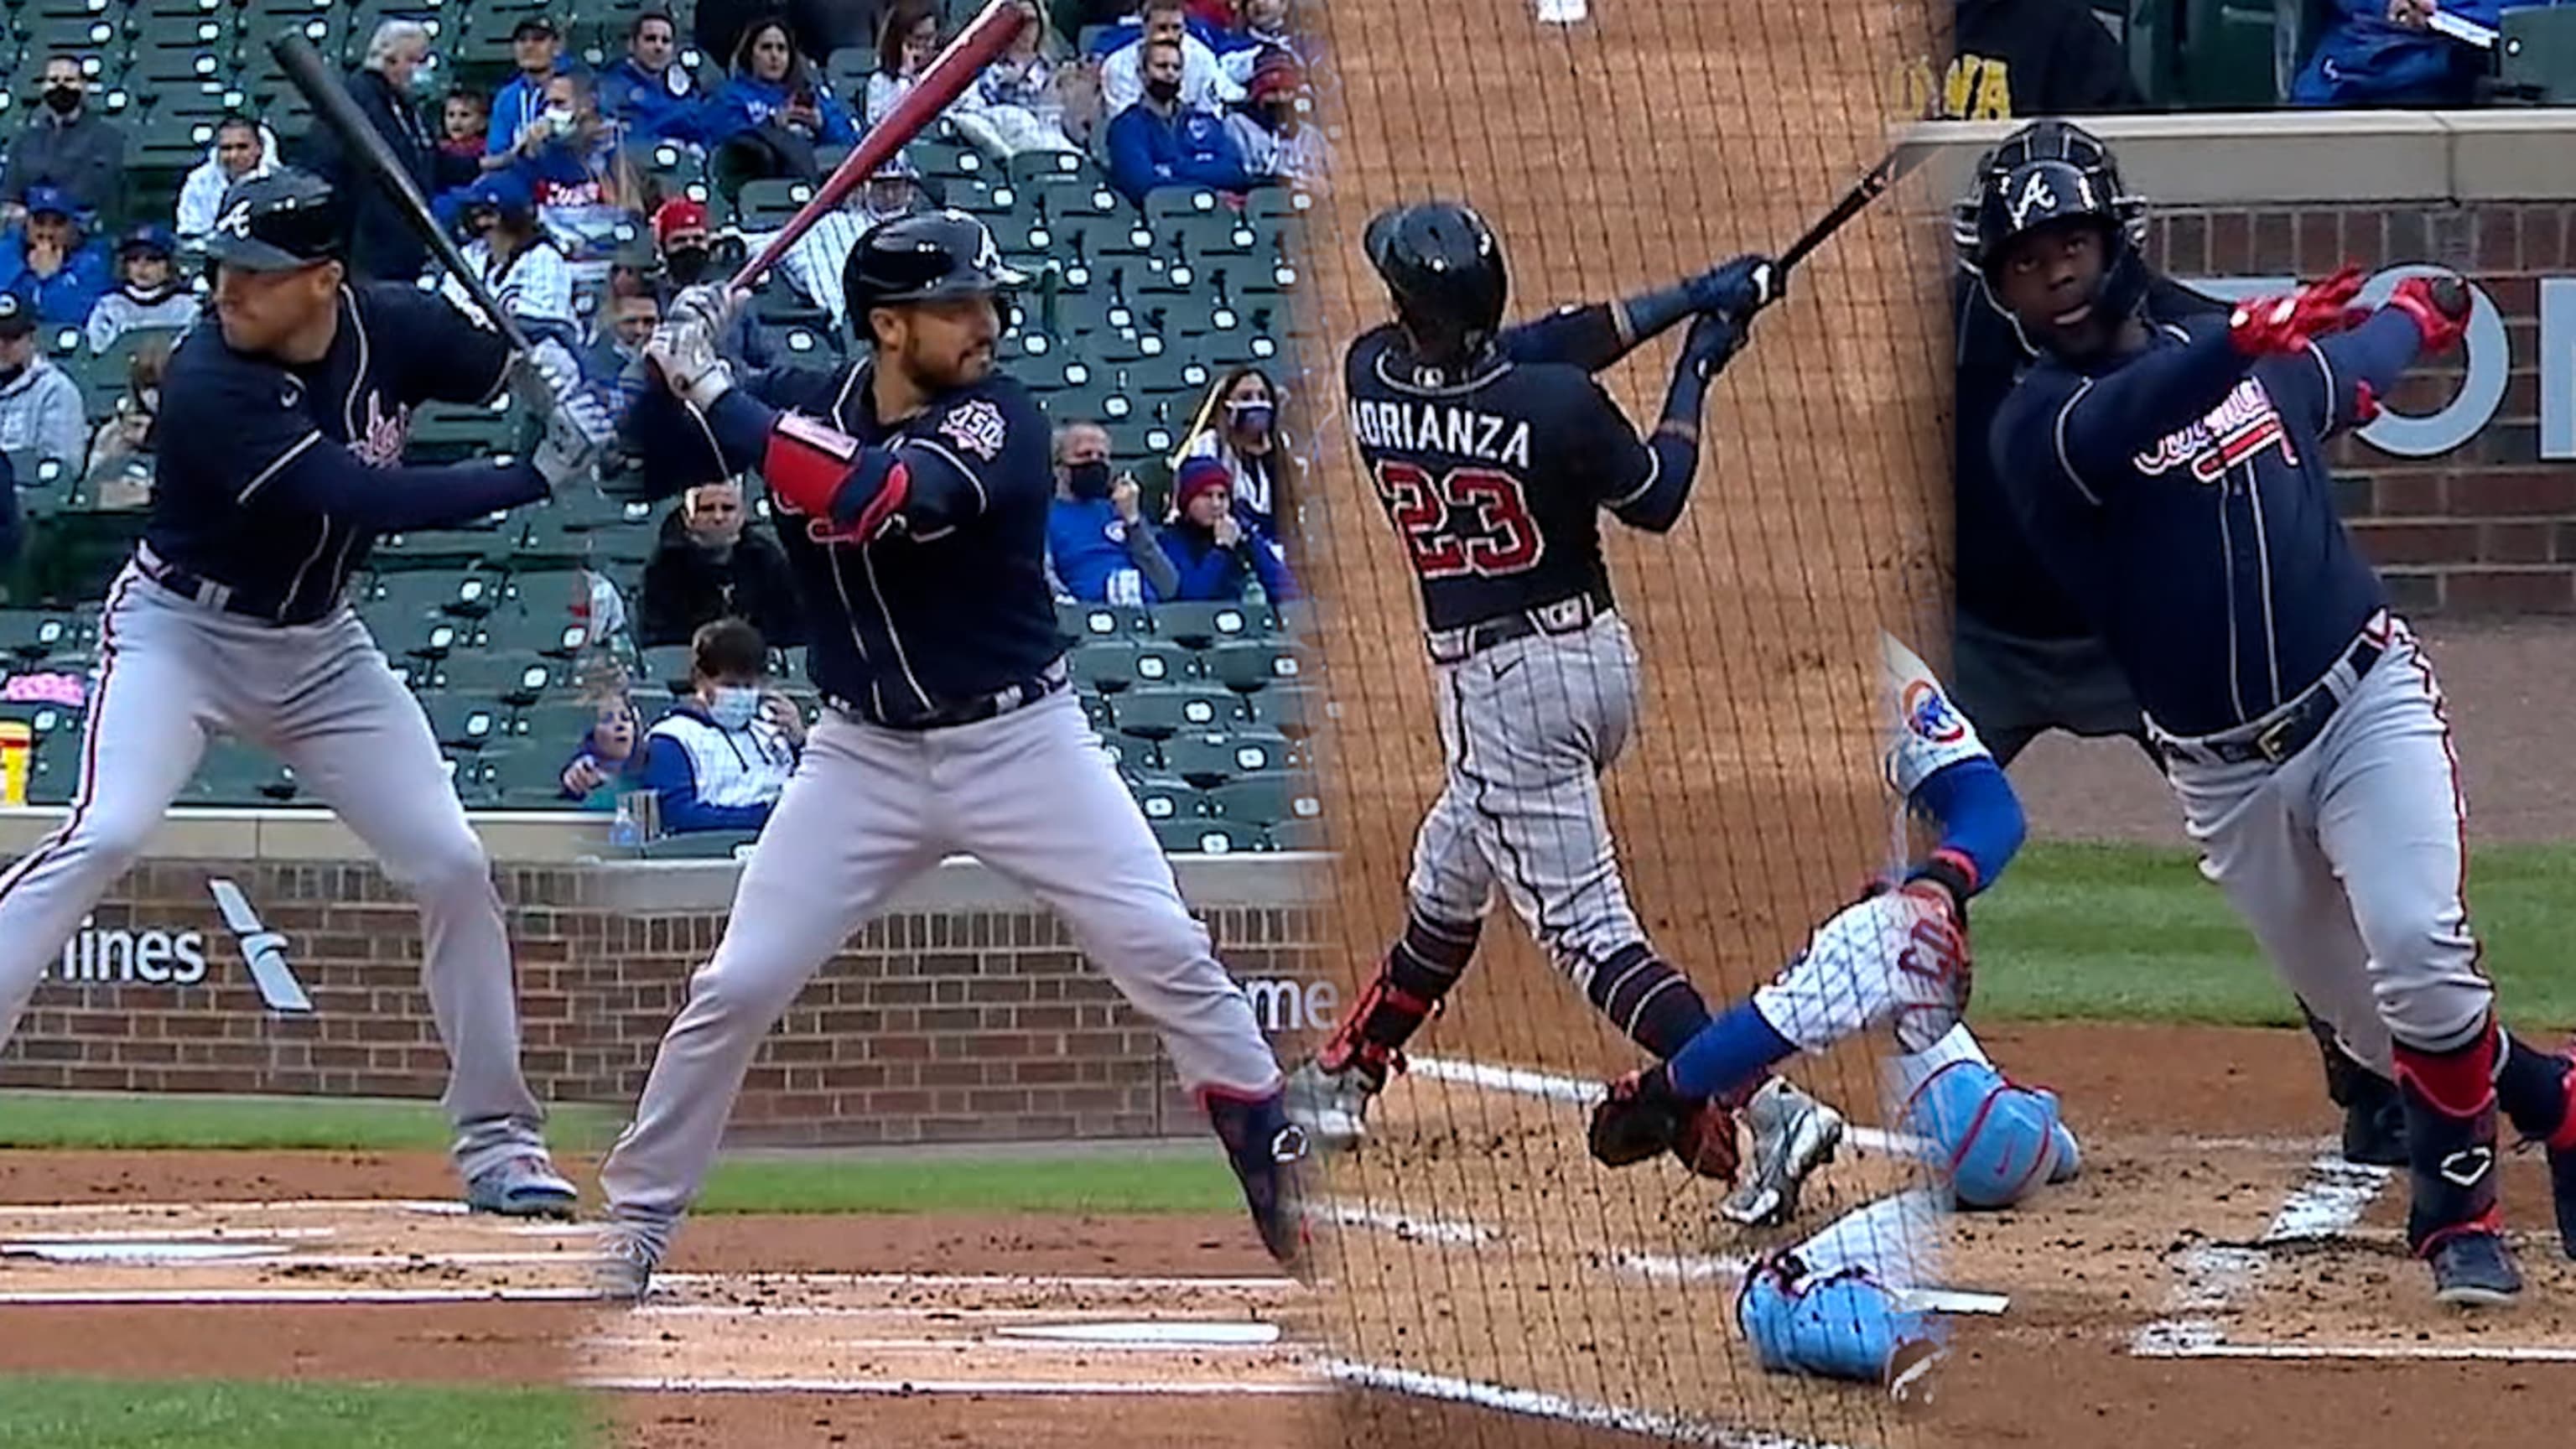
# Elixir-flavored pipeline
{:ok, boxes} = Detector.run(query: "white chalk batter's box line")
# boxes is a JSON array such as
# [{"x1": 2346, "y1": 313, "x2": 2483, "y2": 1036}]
[{"x1": 579, "y1": 1375, "x2": 1330, "y2": 1396}]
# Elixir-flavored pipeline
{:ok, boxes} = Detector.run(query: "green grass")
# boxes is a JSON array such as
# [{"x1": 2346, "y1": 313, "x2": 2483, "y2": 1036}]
[
  {"x1": 693, "y1": 1150, "x2": 1241, "y2": 1216},
  {"x1": 1976, "y1": 840, "x2": 2576, "y2": 1027},
  {"x1": 0, "y1": 1379, "x2": 595, "y2": 1449},
  {"x1": 0, "y1": 1093, "x2": 625, "y2": 1153}
]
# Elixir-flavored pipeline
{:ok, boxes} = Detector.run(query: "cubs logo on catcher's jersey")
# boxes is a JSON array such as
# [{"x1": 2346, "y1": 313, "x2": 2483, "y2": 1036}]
[{"x1": 1881, "y1": 634, "x2": 1989, "y2": 800}]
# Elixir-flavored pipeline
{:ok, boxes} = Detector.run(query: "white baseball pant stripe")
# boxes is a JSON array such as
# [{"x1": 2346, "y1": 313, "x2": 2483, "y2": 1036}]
[
  {"x1": 0, "y1": 566, "x2": 548, "y2": 1172},
  {"x1": 2160, "y1": 615, "x2": 2488, "y2": 1073},
  {"x1": 1405, "y1": 613, "x2": 1648, "y2": 984},
  {"x1": 597, "y1": 689, "x2": 1283, "y2": 1220}
]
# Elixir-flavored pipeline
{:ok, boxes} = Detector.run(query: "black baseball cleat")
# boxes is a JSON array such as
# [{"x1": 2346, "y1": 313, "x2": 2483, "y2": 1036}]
[
  {"x1": 2427, "y1": 1229, "x2": 2523, "y2": 1308},
  {"x1": 1204, "y1": 1086, "x2": 1311, "y2": 1275},
  {"x1": 2552, "y1": 1144, "x2": 2576, "y2": 1261}
]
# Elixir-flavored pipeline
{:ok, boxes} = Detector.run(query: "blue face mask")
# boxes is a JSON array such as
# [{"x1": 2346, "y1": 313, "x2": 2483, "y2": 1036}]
[{"x1": 709, "y1": 685, "x2": 761, "y2": 730}]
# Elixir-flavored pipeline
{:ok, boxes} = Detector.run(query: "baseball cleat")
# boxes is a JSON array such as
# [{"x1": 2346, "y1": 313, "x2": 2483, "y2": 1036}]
[
  {"x1": 2550, "y1": 1144, "x2": 2576, "y2": 1261},
  {"x1": 1205, "y1": 1087, "x2": 1312, "y2": 1275},
  {"x1": 1282, "y1": 1055, "x2": 1382, "y2": 1153},
  {"x1": 2428, "y1": 1230, "x2": 2523, "y2": 1308},
  {"x1": 591, "y1": 1215, "x2": 669, "y2": 1304},
  {"x1": 1720, "y1": 1078, "x2": 1845, "y2": 1227},
  {"x1": 463, "y1": 1154, "x2": 579, "y2": 1219}
]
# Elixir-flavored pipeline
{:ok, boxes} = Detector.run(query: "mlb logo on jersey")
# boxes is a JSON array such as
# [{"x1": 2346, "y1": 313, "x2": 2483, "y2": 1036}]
[
  {"x1": 938, "y1": 398, "x2": 1008, "y2": 460},
  {"x1": 1903, "y1": 679, "x2": 1967, "y2": 745},
  {"x1": 2131, "y1": 377, "x2": 2298, "y2": 485}
]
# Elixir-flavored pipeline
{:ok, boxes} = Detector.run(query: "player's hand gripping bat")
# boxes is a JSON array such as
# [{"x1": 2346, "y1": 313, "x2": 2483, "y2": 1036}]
[{"x1": 1741, "y1": 141, "x2": 1937, "y2": 314}]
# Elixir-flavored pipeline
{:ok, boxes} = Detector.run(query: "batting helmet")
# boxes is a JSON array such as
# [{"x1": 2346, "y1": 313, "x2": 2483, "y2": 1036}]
[
  {"x1": 1950, "y1": 118, "x2": 2145, "y2": 262},
  {"x1": 842, "y1": 210, "x2": 1027, "y2": 327},
  {"x1": 207, "y1": 170, "x2": 344, "y2": 273},
  {"x1": 1965, "y1": 150, "x2": 2150, "y2": 330},
  {"x1": 1363, "y1": 200, "x2": 1507, "y2": 371}
]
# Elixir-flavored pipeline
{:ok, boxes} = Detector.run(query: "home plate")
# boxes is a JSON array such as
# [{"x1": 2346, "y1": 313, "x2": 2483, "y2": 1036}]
[
  {"x1": 995, "y1": 1322, "x2": 1283, "y2": 1347},
  {"x1": 3, "y1": 1240, "x2": 290, "y2": 1265}
]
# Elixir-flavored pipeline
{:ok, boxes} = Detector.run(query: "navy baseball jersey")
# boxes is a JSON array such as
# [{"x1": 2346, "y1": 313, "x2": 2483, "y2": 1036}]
[
  {"x1": 1344, "y1": 316, "x2": 1666, "y2": 634},
  {"x1": 629, "y1": 359, "x2": 1060, "y2": 723},
  {"x1": 1989, "y1": 308, "x2": 2421, "y2": 736},
  {"x1": 151, "y1": 283, "x2": 535, "y2": 623},
  {"x1": 1953, "y1": 271, "x2": 2226, "y2": 641}
]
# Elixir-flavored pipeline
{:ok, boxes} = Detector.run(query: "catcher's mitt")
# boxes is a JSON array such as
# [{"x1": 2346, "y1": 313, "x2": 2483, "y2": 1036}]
[{"x1": 1590, "y1": 1071, "x2": 1741, "y2": 1182}]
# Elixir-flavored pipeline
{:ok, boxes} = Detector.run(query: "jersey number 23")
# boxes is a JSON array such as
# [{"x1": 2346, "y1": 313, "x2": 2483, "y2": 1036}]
[{"x1": 1374, "y1": 460, "x2": 1544, "y2": 579}]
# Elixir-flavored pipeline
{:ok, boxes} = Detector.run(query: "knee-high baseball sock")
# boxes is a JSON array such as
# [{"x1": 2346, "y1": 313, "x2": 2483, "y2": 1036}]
[
  {"x1": 2392, "y1": 1022, "x2": 2503, "y2": 1254},
  {"x1": 1317, "y1": 906, "x2": 1481, "y2": 1082},
  {"x1": 1582, "y1": 941, "x2": 1715, "y2": 1083}
]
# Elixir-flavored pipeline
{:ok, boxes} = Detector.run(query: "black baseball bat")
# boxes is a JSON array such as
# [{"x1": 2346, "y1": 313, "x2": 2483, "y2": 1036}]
[
  {"x1": 268, "y1": 30, "x2": 534, "y2": 354},
  {"x1": 1754, "y1": 141, "x2": 1935, "y2": 306}
]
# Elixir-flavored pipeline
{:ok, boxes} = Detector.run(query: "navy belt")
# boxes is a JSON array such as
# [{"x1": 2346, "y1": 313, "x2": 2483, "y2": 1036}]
[
  {"x1": 1426, "y1": 587, "x2": 1615, "y2": 666},
  {"x1": 832, "y1": 664, "x2": 1070, "y2": 732},
  {"x1": 2155, "y1": 624, "x2": 2387, "y2": 768},
  {"x1": 134, "y1": 543, "x2": 334, "y2": 626}
]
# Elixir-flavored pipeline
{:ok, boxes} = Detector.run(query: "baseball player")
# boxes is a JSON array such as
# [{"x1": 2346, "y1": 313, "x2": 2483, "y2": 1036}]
[
  {"x1": 0, "y1": 172, "x2": 602, "y2": 1215},
  {"x1": 1950, "y1": 118, "x2": 2407, "y2": 1171},
  {"x1": 592, "y1": 210, "x2": 1303, "y2": 1299},
  {"x1": 1282, "y1": 200, "x2": 1770, "y2": 1175},
  {"x1": 1972, "y1": 134, "x2": 2576, "y2": 1305}
]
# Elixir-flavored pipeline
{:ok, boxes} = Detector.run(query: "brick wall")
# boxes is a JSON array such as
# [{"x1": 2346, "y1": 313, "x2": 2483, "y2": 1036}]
[
  {"x1": 2151, "y1": 200, "x2": 2576, "y2": 613},
  {"x1": 0, "y1": 859, "x2": 1325, "y2": 1145}
]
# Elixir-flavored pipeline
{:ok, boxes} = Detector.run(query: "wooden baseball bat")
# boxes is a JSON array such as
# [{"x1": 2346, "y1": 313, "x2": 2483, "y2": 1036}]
[
  {"x1": 268, "y1": 29, "x2": 533, "y2": 353},
  {"x1": 1756, "y1": 140, "x2": 1935, "y2": 307},
  {"x1": 728, "y1": 0, "x2": 1027, "y2": 292}
]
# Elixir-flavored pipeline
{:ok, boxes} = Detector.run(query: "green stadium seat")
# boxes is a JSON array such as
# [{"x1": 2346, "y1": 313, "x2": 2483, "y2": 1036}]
[
  {"x1": 2501, "y1": 5, "x2": 2576, "y2": 101},
  {"x1": 1151, "y1": 817, "x2": 1264, "y2": 854},
  {"x1": 373, "y1": 526, "x2": 515, "y2": 572},
  {"x1": 127, "y1": 44, "x2": 230, "y2": 95},
  {"x1": 1067, "y1": 638, "x2": 1141, "y2": 693},
  {"x1": 1109, "y1": 685, "x2": 1239, "y2": 740},
  {"x1": 428, "y1": 649, "x2": 569, "y2": 704},
  {"x1": 444, "y1": 749, "x2": 504, "y2": 806},
  {"x1": 491, "y1": 745, "x2": 575, "y2": 807},
  {"x1": 185, "y1": 738, "x2": 298, "y2": 805},
  {"x1": 0, "y1": 610, "x2": 80, "y2": 660},
  {"x1": 409, "y1": 398, "x2": 521, "y2": 461},
  {"x1": 825, "y1": 46, "x2": 873, "y2": 95},
  {"x1": 1126, "y1": 771, "x2": 1202, "y2": 823},
  {"x1": 1266, "y1": 816, "x2": 1324, "y2": 851},
  {"x1": 1161, "y1": 728, "x2": 1288, "y2": 786},
  {"x1": 509, "y1": 699, "x2": 600, "y2": 750},
  {"x1": 1207, "y1": 771, "x2": 1316, "y2": 828},
  {"x1": 636, "y1": 645, "x2": 693, "y2": 693},
  {"x1": 1148, "y1": 600, "x2": 1258, "y2": 649},
  {"x1": 736, "y1": 178, "x2": 815, "y2": 229},
  {"x1": 637, "y1": 828, "x2": 761, "y2": 859},
  {"x1": 1007, "y1": 148, "x2": 1090, "y2": 187},
  {"x1": 1208, "y1": 637, "x2": 1299, "y2": 693},
  {"x1": 358, "y1": 569, "x2": 501, "y2": 620},
  {"x1": 1058, "y1": 600, "x2": 1150, "y2": 642},
  {"x1": 423, "y1": 693, "x2": 508, "y2": 751}
]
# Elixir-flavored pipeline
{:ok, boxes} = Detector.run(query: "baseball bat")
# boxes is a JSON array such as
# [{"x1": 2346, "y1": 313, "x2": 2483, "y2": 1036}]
[
  {"x1": 268, "y1": 30, "x2": 533, "y2": 354},
  {"x1": 727, "y1": 0, "x2": 1027, "y2": 292},
  {"x1": 1754, "y1": 141, "x2": 1935, "y2": 306}
]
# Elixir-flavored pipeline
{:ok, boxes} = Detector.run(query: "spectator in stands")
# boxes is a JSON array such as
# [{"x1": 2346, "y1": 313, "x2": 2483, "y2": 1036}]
[
  {"x1": 588, "y1": 290, "x2": 659, "y2": 382},
  {"x1": 440, "y1": 171, "x2": 579, "y2": 348},
  {"x1": 695, "y1": 0, "x2": 880, "y2": 71},
  {"x1": 83, "y1": 333, "x2": 167, "y2": 506},
  {"x1": 954, "y1": 0, "x2": 1085, "y2": 157},
  {"x1": 867, "y1": 1, "x2": 943, "y2": 129},
  {"x1": 640, "y1": 618, "x2": 804, "y2": 834},
  {"x1": 1106, "y1": 42, "x2": 1264, "y2": 209},
  {"x1": 1942, "y1": 0, "x2": 2142, "y2": 117},
  {"x1": 559, "y1": 685, "x2": 650, "y2": 808},
  {"x1": 435, "y1": 89, "x2": 491, "y2": 190},
  {"x1": 748, "y1": 158, "x2": 922, "y2": 330},
  {"x1": 2291, "y1": 0, "x2": 2496, "y2": 105},
  {"x1": 1217, "y1": 0, "x2": 1308, "y2": 74},
  {"x1": 650, "y1": 198, "x2": 774, "y2": 366},
  {"x1": 1047, "y1": 420, "x2": 1177, "y2": 605},
  {"x1": 3, "y1": 55, "x2": 125, "y2": 226},
  {"x1": 640, "y1": 479, "x2": 808, "y2": 647},
  {"x1": 0, "y1": 293, "x2": 87, "y2": 468},
  {"x1": 84, "y1": 224, "x2": 195, "y2": 354},
  {"x1": 1102, "y1": 0, "x2": 1243, "y2": 113},
  {"x1": 707, "y1": 18, "x2": 859, "y2": 188},
  {"x1": 0, "y1": 188, "x2": 110, "y2": 329},
  {"x1": 489, "y1": 18, "x2": 576, "y2": 162},
  {"x1": 1158, "y1": 455, "x2": 1294, "y2": 602},
  {"x1": 601, "y1": 11, "x2": 705, "y2": 145},
  {"x1": 1223, "y1": 51, "x2": 1322, "y2": 190},
  {"x1": 514, "y1": 72, "x2": 636, "y2": 256},
  {"x1": 1180, "y1": 364, "x2": 1292, "y2": 534},
  {"x1": 306, "y1": 20, "x2": 442, "y2": 282},
  {"x1": 175, "y1": 116, "x2": 276, "y2": 249}
]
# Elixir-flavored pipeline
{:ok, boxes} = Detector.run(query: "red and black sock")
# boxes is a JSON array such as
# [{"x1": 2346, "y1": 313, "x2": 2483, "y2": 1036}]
[
  {"x1": 2392, "y1": 1023, "x2": 2504, "y2": 1255},
  {"x1": 1319, "y1": 907, "x2": 1482, "y2": 1082}
]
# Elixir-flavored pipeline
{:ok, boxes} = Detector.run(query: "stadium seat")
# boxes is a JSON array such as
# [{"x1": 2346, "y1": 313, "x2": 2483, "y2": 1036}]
[
  {"x1": 423, "y1": 693, "x2": 507, "y2": 751},
  {"x1": 23, "y1": 727, "x2": 84, "y2": 805},
  {"x1": 358, "y1": 569, "x2": 501, "y2": 620},
  {"x1": 511, "y1": 700, "x2": 599, "y2": 752},
  {"x1": 637, "y1": 645, "x2": 694, "y2": 693},
  {"x1": 1266, "y1": 816, "x2": 1324, "y2": 851},
  {"x1": 1109, "y1": 685, "x2": 1239, "y2": 740},
  {"x1": 1208, "y1": 637, "x2": 1299, "y2": 693},
  {"x1": 1207, "y1": 771, "x2": 1317, "y2": 828},
  {"x1": 186, "y1": 739, "x2": 298, "y2": 804},
  {"x1": 1126, "y1": 771, "x2": 1202, "y2": 823},
  {"x1": 1148, "y1": 600, "x2": 1258, "y2": 649},
  {"x1": 1161, "y1": 728, "x2": 1289, "y2": 786},
  {"x1": 1151, "y1": 817, "x2": 1264, "y2": 854},
  {"x1": 428, "y1": 649, "x2": 568, "y2": 704},
  {"x1": 1067, "y1": 638, "x2": 1143, "y2": 693},
  {"x1": 492, "y1": 745, "x2": 575, "y2": 807},
  {"x1": 0, "y1": 610, "x2": 81, "y2": 660},
  {"x1": 1241, "y1": 680, "x2": 1317, "y2": 736}
]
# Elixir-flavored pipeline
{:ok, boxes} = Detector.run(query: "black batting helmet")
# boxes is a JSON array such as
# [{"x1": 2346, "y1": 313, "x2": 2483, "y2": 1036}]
[
  {"x1": 1364, "y1": 200, "x2": 1507, "y2": 370},
  {"x1": 207, "y1": 170, "x2": 344, "y2": 273},
  {"x1": 842, "y1": 210, "x2": 1026, "y2": 328},
  {"x1": 1965, "y1": 146, "x2": 2150, "y2": 328},
  {"x1": 1950, "y1": 118, "x2": 2145, "y2": 263}
]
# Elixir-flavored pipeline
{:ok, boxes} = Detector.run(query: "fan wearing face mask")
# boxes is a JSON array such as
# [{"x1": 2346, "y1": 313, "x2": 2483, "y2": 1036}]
[
  {"x1": 647, "y1": 199, "x2": 776, "y2": 370},
  {"x1": 1044, "y1": 419, "x2": 1176, "y2": 605},
  {"x1": 1177, "y1": 364, "x2": 1292, "y2": 535},
  {"x1": 638, "y1": 617, "x2": 805, "y2": 834},
  {"x1": 2, "y1": 55, "x2": 126, "y2": 227}
]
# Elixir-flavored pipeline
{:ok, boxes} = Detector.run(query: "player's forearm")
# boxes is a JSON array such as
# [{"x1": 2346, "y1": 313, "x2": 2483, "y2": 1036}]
[
  {"x1": 1124, "y1": 521, "x2": 1181, "y2": 600},
  {"x1": 1607, "y1": 365, "x2": 1711, "y2": 532},
  {"x1": 1907, "y1": 756, "x2": 2026, "y2": 898},
  {"x1": 1665, "y1": 1000, "x2": 1798, "y2": 1102},
  {"x1": 1499, "y1": 304, "x2": 1625, "y2": 373},
  {"x1": 266, "y1": 448, "x2": 548, "y2": 532},
  {"x1": 2316, "y1": 309, "x2": 2425, "y2": 424}
]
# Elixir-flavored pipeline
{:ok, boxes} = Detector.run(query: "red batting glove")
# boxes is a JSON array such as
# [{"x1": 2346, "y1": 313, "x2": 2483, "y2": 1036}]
[
  {"x1": 2228, "y1": 265, "x2": 2366, "y2": 357},
  {"x1": 2385, "y1": 274, "x2": 2470, "y2": 355}
]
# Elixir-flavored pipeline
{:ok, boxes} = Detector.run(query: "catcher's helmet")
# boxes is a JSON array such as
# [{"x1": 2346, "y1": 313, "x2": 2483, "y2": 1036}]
[
  {"x1": 1965, "y1": 147, "x2": 2150, "y2": 330},
  {"x1": 1364, "y1": 200, "x2": 1507, "y2": 370},
  {"x1": 1950, "y1": 118, "x2": 2145, "y2": 261},
  {"x1": 842, "y1": 210, "x2": 1027, "y2": 325},
  {"x1": 206, "y1": 170, "x2": 344, "y2": 273}
]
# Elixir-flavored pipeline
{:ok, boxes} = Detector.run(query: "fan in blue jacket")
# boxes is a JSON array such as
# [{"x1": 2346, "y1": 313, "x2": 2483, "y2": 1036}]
[
  {"x1": 1104, "y1": 40, "x2": 1264, "y2": 207},
  {"x1": 1158, "y1": 456, "x2": 1295, "y2": 603},
  {"x1": 2290, "y1": 0, "x2": 2563, "y2": 105},
  {"x1": 0, "y1": 187, "x2": 111, "y2": 329},
  {"x1": 703, "y1": 18, "x2": 859, "y2": 151},
  {"x1": 598, "y1": 9, "x2": 708, "y2": 145}
]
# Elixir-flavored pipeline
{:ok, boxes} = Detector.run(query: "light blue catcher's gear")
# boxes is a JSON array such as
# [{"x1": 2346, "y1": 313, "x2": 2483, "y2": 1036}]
[
  {"x1": 1736, "y1": 1252, "x2": 1942, "y2": 1387},
  {"x1": 1901, "y1": 1056, "x2": 2081, "y2": 1209}
]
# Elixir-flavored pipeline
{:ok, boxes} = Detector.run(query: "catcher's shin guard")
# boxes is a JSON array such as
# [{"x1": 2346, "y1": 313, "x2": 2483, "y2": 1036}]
[
  {"x1": 1737, "y1": 1253, "x2": 1941, "y2": 1388},
  {"x1": 2392, "y1": 1026, "x2": 2505, "y2": 1257},
  {"x1": 2490, "y1": 1026, "x2": 2576, "y2": 1259}
]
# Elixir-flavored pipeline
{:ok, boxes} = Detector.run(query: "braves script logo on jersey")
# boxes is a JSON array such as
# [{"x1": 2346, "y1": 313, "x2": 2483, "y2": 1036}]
[
  {"x1": 1903, "y1": 679, "x2": 1967, "y2": 745},
  {"x1": 351, "y1": 390, "x2": 412, "y2": 468},
  {"x1": 2132, "y1": 377, "x2": 2296, "y2": 485},
  {"x1": 937, "y1": 399, "x2": 1007, "y2": 460}
]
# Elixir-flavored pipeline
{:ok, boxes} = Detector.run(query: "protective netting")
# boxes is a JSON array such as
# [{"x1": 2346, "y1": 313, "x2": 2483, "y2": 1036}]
[{"x1": 1280, "y1": 0, "x2": 1956, "y2": 1443}]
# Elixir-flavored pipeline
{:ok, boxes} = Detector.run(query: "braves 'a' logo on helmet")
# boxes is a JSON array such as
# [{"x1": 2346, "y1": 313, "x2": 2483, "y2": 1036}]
[{"x1": 216, "y1": 198, "x2": 254, "y2": 239}]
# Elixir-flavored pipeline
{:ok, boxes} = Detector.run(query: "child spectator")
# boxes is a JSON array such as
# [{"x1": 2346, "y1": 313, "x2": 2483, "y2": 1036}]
[
  {"x1": 640, "y1": 478, "x2": 808, "y2": 647},
  {"x1": 559, "y1": 684, "x2": 650, "y2": 808},
  {"x1": 439, "y1": 171, "x2": 579, "y2": 348},
  {"x1": 1046, "y1": 420, "x2": 1176, "y2": 605},
  {"x1": 1104, "y1": 39, "x2": 1262, "y2": 207},
  {"x1": 436, "y1": 90, "x2": 491, "y2": 190},
  {"x1": 1158, "y1": 456, "x2": 1294, "y2": 602},
  {"x1": 0, "y1": 187, "x2": 111, "y2": 327},
  {"x1": 954, "y1": 0, "x2": 1084, "y2": 157},
  {"x1": 85, "y1": 225, "x2": 195, "y2": 354},
  {"x1": 706, "y1": 18, "x2": 857, "y2": 187},
  {"x1": 640, "y1": 619, "x2": 804, "y2": 834},
  {"x1": 1178, "y1": 364, "x2": 1292, "y2": 534},
  {"x1": 84, "y1": 332, "x2": 166, "y2": 505},
  {"x1": 175, "y1": 116, "x2": 276, "y2": 247},
  {"x1": 600, "y1": 11, "x2": 704, "y2": 145}
]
